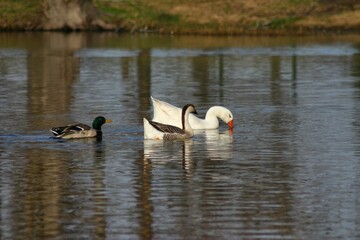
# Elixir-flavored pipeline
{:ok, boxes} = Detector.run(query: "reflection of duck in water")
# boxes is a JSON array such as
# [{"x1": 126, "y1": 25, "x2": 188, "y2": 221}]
[
  {"x1": 50, "y1": 116, "x2": 112, "y2": 139},
  {"x1": 151, "y1": 96, "x2": 234, "y2": 130},
  {"x1": 143, "y1": 104, "x2": 197, "y2": 140}
]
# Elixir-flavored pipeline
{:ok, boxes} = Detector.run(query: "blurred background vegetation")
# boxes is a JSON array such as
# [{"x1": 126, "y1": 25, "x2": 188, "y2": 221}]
[{"x1": 0, "y1": 0, "x2": 359, "y2": 34}]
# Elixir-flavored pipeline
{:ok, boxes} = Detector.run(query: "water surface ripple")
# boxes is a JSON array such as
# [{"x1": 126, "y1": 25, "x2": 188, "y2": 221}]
[{"x1": 0, "y1": 32, "x2": 360, "y2": 240}]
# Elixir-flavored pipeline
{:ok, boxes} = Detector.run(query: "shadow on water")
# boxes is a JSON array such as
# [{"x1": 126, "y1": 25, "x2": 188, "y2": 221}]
[{"x1": 1, "y1": 32, "x2": 360, "y2": 239}]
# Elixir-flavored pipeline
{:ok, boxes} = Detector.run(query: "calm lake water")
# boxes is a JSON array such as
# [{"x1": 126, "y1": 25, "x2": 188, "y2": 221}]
[{"x1": 1, "y1": 32, "x2": 360, "y2": 239}]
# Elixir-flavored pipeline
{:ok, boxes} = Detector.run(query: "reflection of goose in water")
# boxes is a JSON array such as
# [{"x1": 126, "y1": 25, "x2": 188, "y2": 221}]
[
  {"x1": 143, "y1": 139, "x2": 195, "y2": 176},
  {"x1": 151, "y1": 96, "x2": 234, "y2": 130},
  {"x1": 194, "y1": 129, "x2": 233, "y2": 161},
  {"x1": 143, "y1": 129, "x2": 233, "y2": 174}
]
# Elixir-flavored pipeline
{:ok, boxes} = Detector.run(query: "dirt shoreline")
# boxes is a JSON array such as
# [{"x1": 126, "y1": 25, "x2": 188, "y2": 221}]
[{"x1": 0, "y1": 25, "x2": 358, "y2": 37}]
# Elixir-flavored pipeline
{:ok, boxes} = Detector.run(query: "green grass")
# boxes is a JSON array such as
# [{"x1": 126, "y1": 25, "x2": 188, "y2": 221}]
[
  {"x1": 0, "y1": 0, "x2": 42, "y2": 28},
  {"x1": 268, "y1": 17, "x2": 302, "y2": 29},
  {"x1": 97, "y1": 1, "x2": 181, "y2": 27},
  {"x1": 154, "y1": 13, "x2": 181, "y2": 24},
  {"x1": 94, "y1": 0, "x2": 318, "y2": 33}
]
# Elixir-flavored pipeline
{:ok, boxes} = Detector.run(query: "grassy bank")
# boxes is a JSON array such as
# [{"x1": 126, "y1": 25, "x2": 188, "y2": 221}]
[
  {"x1": 94, "y1": 0, "x2": 360, "y2": 35},
  {"x1": 0, "y1": 0, "x2": 42, "y2": 30},
  {"x1": 1, "y1": 0, "x2": 360, "y2": 34}
]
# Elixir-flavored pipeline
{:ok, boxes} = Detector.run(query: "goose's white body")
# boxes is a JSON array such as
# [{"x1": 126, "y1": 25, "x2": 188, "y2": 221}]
[
  {"x1": 144, "y1": 104, "x2": 197, "y2": 140},
  {"x1": 151, "y1": 96, "x2": 234, "y2": 130}
]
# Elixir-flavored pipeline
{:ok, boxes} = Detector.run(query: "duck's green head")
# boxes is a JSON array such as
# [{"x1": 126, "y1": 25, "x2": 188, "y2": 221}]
[{"x1": 92, "y1": 116, "x2": 112, "y2": 130}]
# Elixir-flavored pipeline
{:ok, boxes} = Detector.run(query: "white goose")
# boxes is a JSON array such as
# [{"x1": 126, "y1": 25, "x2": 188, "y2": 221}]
[
  {"x1": 144, "y1": 104, "x2": 197, "y2": 140},
  {"x1": 151, "y1": 96, "x2": 234, "y2": 130}
]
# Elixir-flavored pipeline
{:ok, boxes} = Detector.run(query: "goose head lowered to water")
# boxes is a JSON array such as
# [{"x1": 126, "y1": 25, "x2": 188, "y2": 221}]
[{"x1": 151, "y1": 96, "x2": 234, "y2": 130}]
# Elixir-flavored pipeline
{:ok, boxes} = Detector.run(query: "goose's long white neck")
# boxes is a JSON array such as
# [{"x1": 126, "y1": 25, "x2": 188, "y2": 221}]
[
  {"x1": 182, "y1": 107, "x2": 194, "y2": 136},
  {"x1": 205, "y1": 106, "x2": 226, "y2": 118},
  {"x1": 201, "y1": 106, "x2": 225, "y2": 128}
]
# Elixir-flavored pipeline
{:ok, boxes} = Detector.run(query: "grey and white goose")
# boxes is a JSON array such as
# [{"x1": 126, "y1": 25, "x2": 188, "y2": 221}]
[{"x1": 143, "y1": 104, "x2": 197, "y2": 140}]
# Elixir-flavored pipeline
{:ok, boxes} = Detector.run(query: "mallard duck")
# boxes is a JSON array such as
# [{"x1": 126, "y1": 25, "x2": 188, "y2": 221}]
[
  {"x1": 144, "y1": 104, "x2": 197, "y2": 140},
  {"x1": 50, "y1": 116, "x2": 112, "y2": 139},
  {"x1": 151, "y1": 96, "x2": 234, "y2": 130}
]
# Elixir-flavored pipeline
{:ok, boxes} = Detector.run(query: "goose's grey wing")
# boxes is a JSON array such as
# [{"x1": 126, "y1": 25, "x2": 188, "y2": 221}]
[{"x1": 149, "y1": 121, "x2": 185, "y2": 134}]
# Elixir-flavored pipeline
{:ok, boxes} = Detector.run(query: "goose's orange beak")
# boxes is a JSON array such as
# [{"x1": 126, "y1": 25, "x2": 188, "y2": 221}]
[{"x1": 228, "y1": 120, "x2": 234, "y2": 129}]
